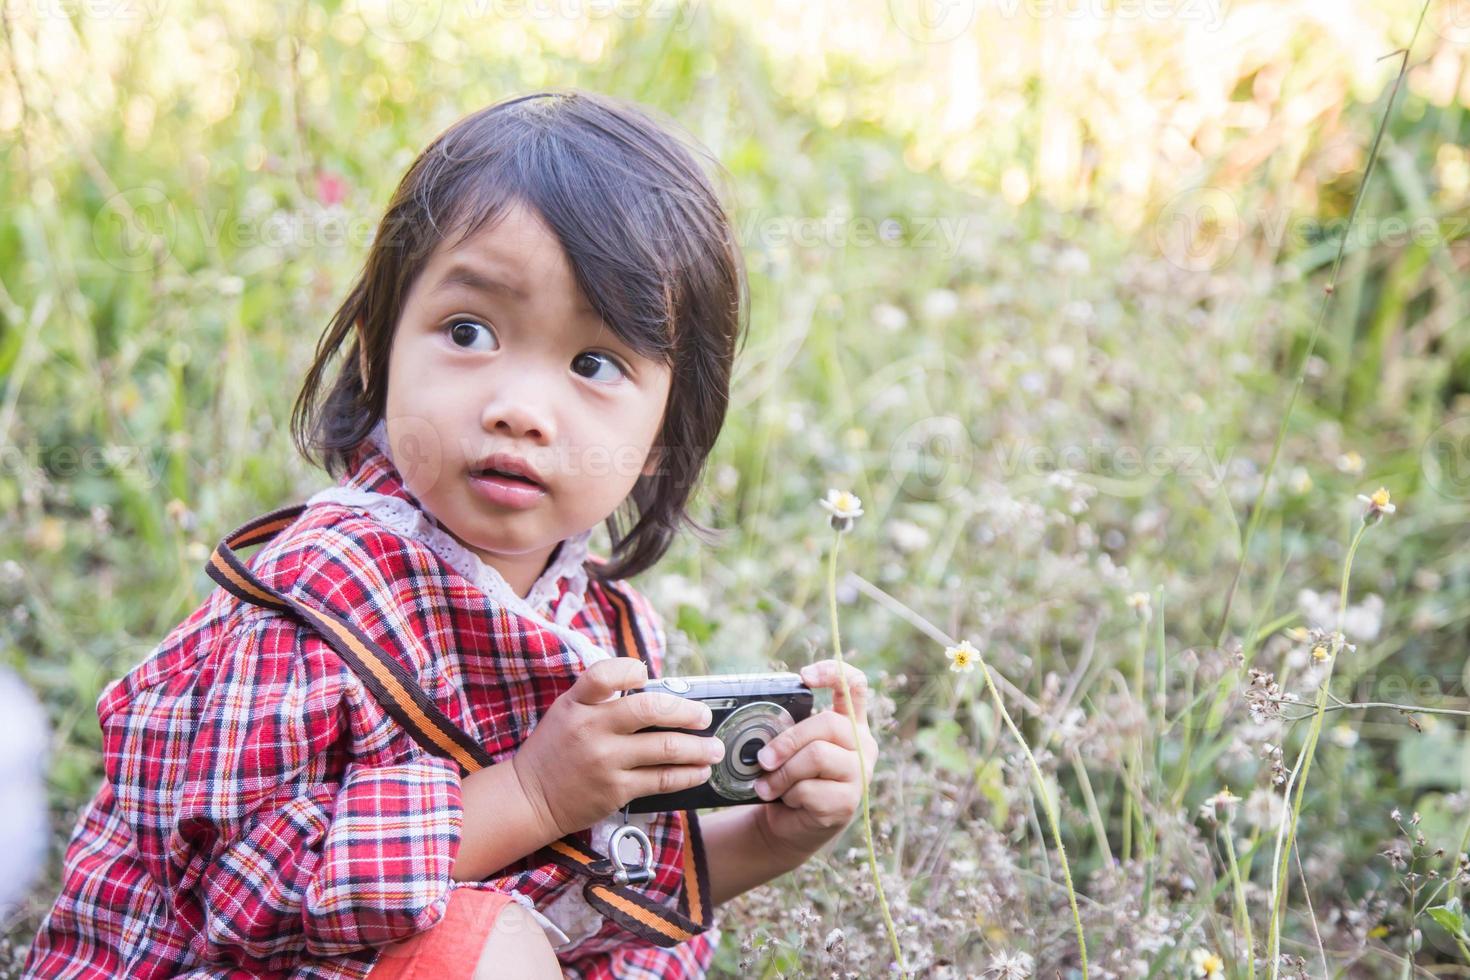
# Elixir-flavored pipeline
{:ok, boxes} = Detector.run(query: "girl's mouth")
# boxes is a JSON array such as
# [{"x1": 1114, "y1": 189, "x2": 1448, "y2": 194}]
[
  {"x1": 474, "y1": 466, "x2": 542, "y2": 488},
  {"x1": 468, "y1": 470, "x2": 547, "y2": 510}
]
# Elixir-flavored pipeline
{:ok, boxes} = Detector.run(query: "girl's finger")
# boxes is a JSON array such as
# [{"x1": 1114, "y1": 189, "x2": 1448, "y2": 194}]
[
  {"x1": 622, "y1": 729, "x2": 727, "y2": 770},
  {"x1": 799, "y1": 660, "x2": 870, "y2": 721},
  {"x1": 754, "y1": 710, "x2": 856, "y2": 775},
  {"x1": 624, "y1": 764, "x2": 713, "y2": 804},
  {"x1": 754, "y1": 739, "x2": 856, "y2": 802},
  {"x1": 775, "y1": 778, "x2": 859, "y2": 822},
  {"x1": 570, "y1": 657, "x2": 648, "y2": 705}
]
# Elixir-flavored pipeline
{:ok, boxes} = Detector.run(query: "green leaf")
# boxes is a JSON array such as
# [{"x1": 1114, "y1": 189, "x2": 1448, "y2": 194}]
[
  {"x1": 1426, "y1": 901, "x2": 1466, "y2": 937},
  {"x1": 915, "y1": 717, "x2": 970, "y2": 776}
]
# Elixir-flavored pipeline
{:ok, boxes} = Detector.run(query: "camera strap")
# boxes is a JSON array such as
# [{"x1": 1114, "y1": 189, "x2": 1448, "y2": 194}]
[{"x1": 205, "y1": 503, "x2": 715, "y2": 949}]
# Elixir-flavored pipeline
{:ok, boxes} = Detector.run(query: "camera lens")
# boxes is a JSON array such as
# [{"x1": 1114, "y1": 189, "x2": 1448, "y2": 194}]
[{"x1": 710, "y1": 701, "x2": 795, "y2": 800}]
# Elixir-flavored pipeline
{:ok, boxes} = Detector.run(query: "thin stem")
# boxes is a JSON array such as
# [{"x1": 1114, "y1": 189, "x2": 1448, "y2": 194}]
[
  {"x1": 1222, "y1": 817, "x2": 1256, "y2": 979},
  {"x1": 1124, "y1": 614, "x2": 1149, "y2": 863},
  {"x1": 825, "y1": 532, "x2": 905, "y2": 974},
  {"x1": 1266, "y1": 522, "x2": 1370, "y2": 976},
  {"x1": 1211, "y1": 1, "x2": 1428, "y2": 649},
  {"x1": 977, "y1": 656, "x2": 1090, "y2": 978}
]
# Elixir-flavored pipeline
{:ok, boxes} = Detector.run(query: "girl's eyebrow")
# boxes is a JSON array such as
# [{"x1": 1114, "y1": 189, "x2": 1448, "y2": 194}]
[{"x1": 432, "y1": 260, "x2": 598, "y2": 317}]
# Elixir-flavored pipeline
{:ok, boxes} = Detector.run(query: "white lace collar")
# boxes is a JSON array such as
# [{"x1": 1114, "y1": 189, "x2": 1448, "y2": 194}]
[{"x1": 304, "y1": 420, "x2": 610, "y2": 669}]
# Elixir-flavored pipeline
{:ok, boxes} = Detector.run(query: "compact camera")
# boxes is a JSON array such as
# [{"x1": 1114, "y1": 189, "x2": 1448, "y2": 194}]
[{"x1": 622, "y1": 672, "x2": 815, "y2": 813}]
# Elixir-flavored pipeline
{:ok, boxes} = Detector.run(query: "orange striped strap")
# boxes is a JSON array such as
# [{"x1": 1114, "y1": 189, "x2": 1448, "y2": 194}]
[{"x1": 206, "y1": 504, "x2": 714, "y2": 948}]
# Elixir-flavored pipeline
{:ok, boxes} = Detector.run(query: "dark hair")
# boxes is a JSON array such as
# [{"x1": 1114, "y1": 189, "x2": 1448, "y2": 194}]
[{"x1": 291, "y1": 89, "x2": 749, "y2": 581}]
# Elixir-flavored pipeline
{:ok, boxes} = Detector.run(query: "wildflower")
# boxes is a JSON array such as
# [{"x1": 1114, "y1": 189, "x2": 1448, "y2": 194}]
[
  {"x1": 165, "y1": 498, "x2": 197, "y2": 532},
  {"x1": 920, "y1": 288, "x2": 959, "y2": 322},
  {"x1": 1287, "y1": 466, "x2": 1312, "y2": 495},
  {"x1": 1336, "y1": 450, "x2": 1364, "y2": 476},
  {"x1": 1199, "y1": 785, "x2": 1242, "y2": 823},
  {"x1": 818, "y1": 488, "x2": 863, "y2": 533},
  {"x1": 987, "y1": 950, "x2": 1034, "y2": 979},
  {"x1": 886, "y1": 518, "x2": 930, "y2": 554},
  {"x1": 1190, "y1": 947, "x2": 1226, "y2": 979},
  {"x1": 1244, "y1": 667, "x2": 1287, "y2": 723},
  {"x1": 871, "y1": 302, "x2": 908, "y2": 333},
  {"x1": 1245, "y1": 786, "x2": 1284, "y2": 830},
  {"x1": 1311, "y1": 644, "x2": 1331, "y2": 663},
  {"x1": 945, "y1": 640, "x2": 979, "y2": 673},
  {"x1": 1126, "y1": 591, "x2": 1152, "y2": 621},
  {"x1": 1330, "y1": 723, "x2": 1360, "y2": 748},
  {"x1": 1357, "y1": 486, "x2": 1395, "y2": 525}
]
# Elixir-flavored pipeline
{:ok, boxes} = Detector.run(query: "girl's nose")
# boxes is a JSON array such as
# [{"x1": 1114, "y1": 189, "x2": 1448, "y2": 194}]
[{"x1": 480, "y1": 375, "x2": 557, "y2": 445}]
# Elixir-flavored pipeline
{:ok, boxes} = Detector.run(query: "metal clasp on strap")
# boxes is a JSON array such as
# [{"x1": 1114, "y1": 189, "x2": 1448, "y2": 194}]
[{"x1": 607, "y1": 822, "x2": 654, "y2": 885}]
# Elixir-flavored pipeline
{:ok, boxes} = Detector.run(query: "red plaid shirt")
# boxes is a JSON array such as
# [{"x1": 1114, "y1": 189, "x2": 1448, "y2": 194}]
[{"x1": 25, "y1": 429, "x2": 718, "y2": 978}]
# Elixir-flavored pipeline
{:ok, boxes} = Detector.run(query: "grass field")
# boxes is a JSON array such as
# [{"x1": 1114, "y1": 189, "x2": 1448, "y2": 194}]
[{"x1": 3, "y1": 0, "x2": 1469, "y2": 975}]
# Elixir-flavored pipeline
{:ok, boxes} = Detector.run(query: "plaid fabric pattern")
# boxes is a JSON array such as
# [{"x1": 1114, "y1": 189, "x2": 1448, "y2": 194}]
[{"x1": 25, "y1": 435, "x2": 717, "y2": 979}]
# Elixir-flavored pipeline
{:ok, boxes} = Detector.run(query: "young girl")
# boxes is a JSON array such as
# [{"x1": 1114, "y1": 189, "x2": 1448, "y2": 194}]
[{"x1": 26, "y1": 90, "x2": 880, "y2": 978}]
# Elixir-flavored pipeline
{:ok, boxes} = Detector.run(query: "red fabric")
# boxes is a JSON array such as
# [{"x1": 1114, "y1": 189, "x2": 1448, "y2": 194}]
[
  {"x1": 366, "y1": 889, "x2": 514, "y2": 979},
  {"x1": 24, "y1": 434, "x2": 717, "y2": 979}
]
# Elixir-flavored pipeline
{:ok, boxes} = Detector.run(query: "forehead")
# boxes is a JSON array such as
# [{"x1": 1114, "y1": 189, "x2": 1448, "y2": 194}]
[
  {"x1": 430, "y1": 203, "x2": 567, "y2": 285},
  {"x1": 420, "y1": 203, "x2": 598, "y2": 317}
]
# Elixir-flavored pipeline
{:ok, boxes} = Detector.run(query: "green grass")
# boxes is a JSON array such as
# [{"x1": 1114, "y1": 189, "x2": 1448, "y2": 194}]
[{"x1": 3, "y1": 1, "x2": 1469, "y2": 975}]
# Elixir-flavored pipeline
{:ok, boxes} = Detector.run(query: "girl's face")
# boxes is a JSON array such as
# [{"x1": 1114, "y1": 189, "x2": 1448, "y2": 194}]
[{"x1": 375, "y1": 202, "x2": 673, "y2": 598}]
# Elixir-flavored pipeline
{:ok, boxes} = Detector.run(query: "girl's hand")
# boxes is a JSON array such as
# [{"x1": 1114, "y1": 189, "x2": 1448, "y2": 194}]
[
  {"x1": 749, "y1": 659, "x2": 880, "y2": 861},
  {"x1": 511, "y1": 658, "x2": 727, "y2": 840}
]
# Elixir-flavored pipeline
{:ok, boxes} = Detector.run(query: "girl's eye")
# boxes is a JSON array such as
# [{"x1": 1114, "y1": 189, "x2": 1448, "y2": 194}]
[
  {"x1": 445, "y1": 319, "x2": 497, "y2": 351},
  {"x1": 571, "y1": 351, "x2": 626, "y2": 383}
]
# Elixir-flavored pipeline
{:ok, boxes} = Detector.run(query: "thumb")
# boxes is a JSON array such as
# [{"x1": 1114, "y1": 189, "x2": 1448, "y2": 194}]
[{"x1": 570, "y1": 657, "x2": 648, "y2": 705}]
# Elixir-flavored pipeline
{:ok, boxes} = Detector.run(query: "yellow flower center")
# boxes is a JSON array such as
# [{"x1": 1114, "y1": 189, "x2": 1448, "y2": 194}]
[{"x1": 1370, "y1": 487, "x2": 1391, "y2": 508}]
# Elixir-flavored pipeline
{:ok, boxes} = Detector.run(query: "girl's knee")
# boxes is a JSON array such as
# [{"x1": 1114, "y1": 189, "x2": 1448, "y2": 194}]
[{"x1": 474, "y1": 901, "x2": 562, "y2": 979}]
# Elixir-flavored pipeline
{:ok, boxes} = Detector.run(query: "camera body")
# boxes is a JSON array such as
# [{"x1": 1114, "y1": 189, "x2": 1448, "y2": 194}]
[{"x1": 623, "y1": 672, "x2": 815, "y2": 813}]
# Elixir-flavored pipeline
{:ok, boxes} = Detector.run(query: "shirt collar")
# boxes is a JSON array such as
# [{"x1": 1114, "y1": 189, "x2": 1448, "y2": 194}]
[{"x1": 313, "y1": 419, "x2": 595, "y2": 624}]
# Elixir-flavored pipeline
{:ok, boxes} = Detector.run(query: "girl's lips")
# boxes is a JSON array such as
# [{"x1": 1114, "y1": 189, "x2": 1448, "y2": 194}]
[{"x1": 468, "y1": 471, "x2": 547, "y2": 510}]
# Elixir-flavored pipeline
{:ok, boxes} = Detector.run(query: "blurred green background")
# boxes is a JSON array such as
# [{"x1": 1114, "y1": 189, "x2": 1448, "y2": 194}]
[{"x1": 3, "y1": 0, "x2": 1469, "y2": 974}]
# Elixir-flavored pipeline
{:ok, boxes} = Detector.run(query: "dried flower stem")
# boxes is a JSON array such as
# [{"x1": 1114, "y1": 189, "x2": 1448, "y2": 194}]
[
  {"x1": 977, "y1": 655, "x2": 1090, "y2": 978},
  {"x1": 1265, "y1": 522, "x2": 1369, "y2": 974},
  {"x1": 1123, "y1": 614, "x2": 1149, "y2": 863},
  {"x1": 1220, "y1": 814, "x2": 1255, "y2": 979},
  {"x1": 1210, "y1": 0, "x2": 1428, "y2": 649},
  {"x1": 824, "y1": 532, "x2": 904, "y2": 973}
]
